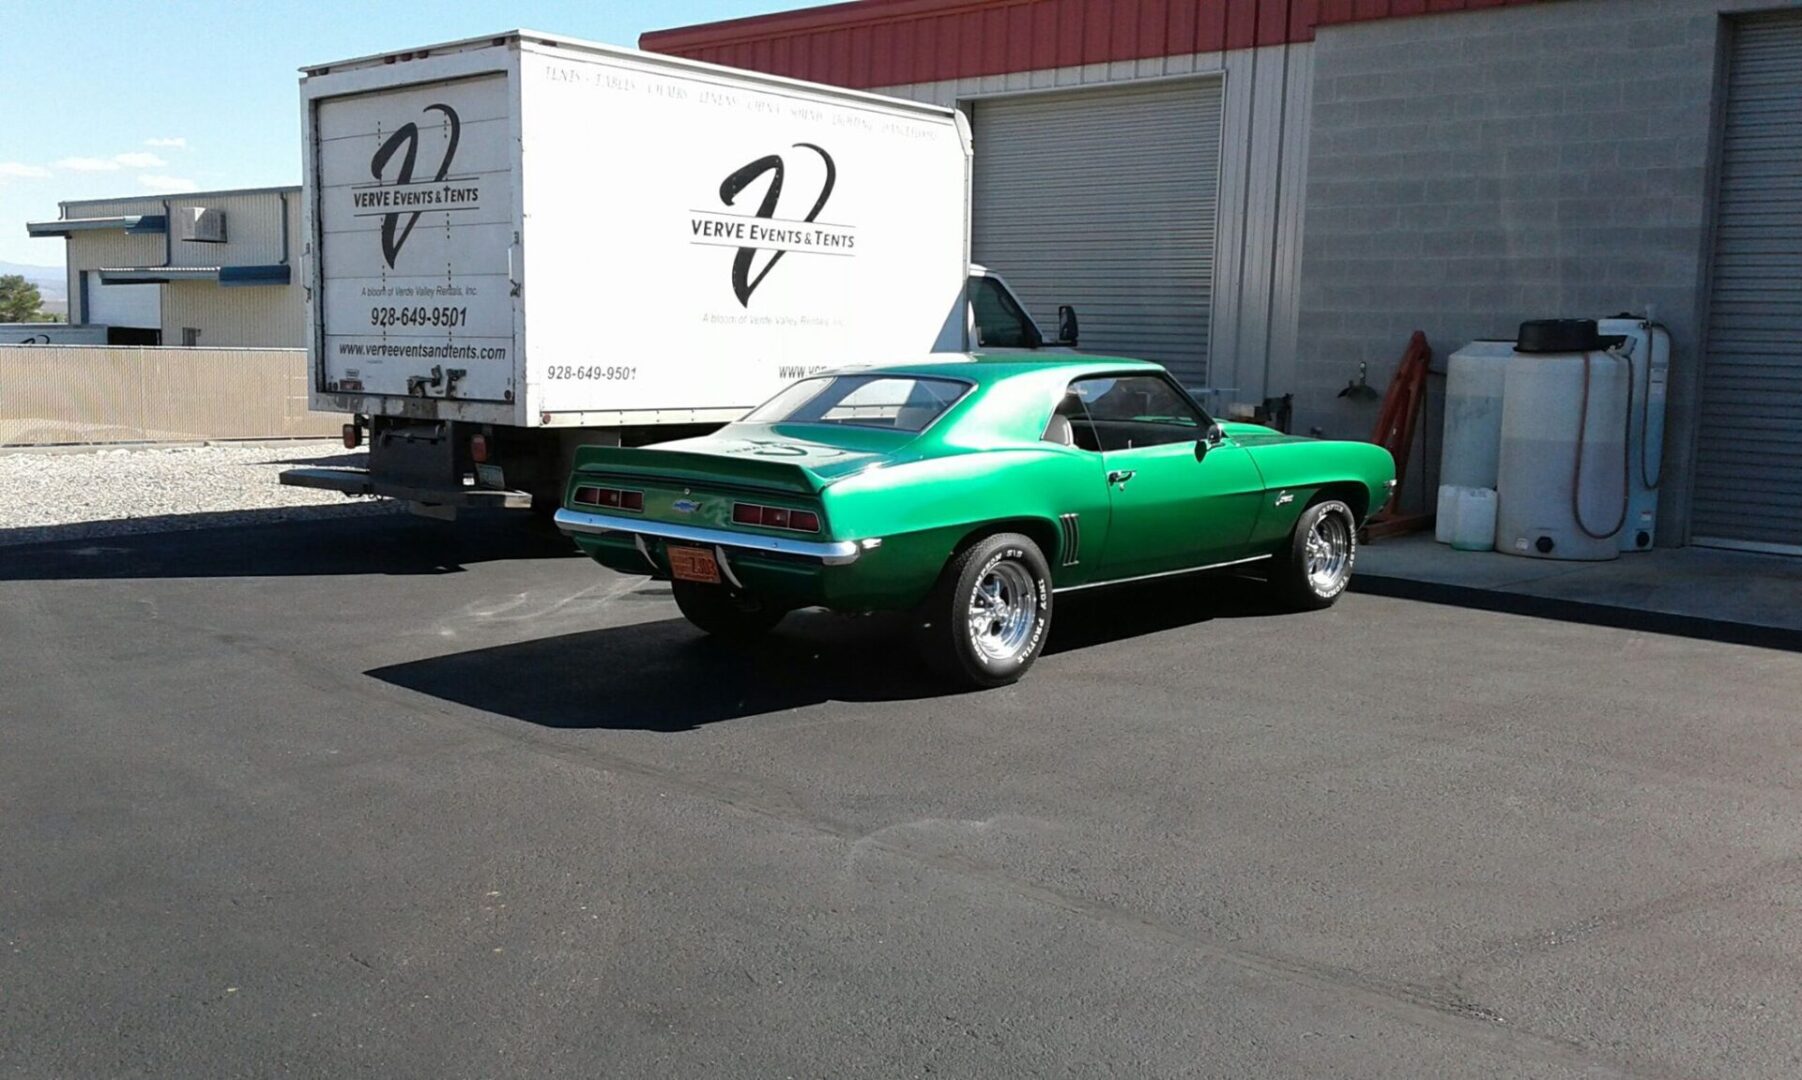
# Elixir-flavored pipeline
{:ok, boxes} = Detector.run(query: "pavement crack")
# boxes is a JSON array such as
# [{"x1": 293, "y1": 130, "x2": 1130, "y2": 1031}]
[{"x1": 1447, "y1": 853, "x2": 1802, "y2": 972}]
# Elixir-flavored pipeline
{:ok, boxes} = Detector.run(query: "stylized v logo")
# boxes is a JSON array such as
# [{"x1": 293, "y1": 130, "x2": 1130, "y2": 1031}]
[
  {"x1": 370, "y1": 103, "x2": 461, "y2": 269},
  {"x1": 718, "y1": 142, "x2": 836, "y2": 307}
]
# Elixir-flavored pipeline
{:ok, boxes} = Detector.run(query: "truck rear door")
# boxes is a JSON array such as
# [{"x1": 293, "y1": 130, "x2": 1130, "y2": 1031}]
[{"x1": 313, "y1": 74, "x2": 516, "y2": 402}]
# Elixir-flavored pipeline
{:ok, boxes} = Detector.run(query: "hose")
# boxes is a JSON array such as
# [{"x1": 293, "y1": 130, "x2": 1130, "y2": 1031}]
[
  {"x1": 1571, "y1": 347, "x2": 1632, "y2": 541},
  {"x1": 1639, "y1": 321, "x2": 1667, "y2": 491}
]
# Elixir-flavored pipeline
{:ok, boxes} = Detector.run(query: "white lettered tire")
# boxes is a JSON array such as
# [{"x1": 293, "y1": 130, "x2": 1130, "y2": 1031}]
[
  {"x1": 914, "y1": 532, "x2": 1053, "y2": 688},
  {"x1": 1269, "y1": 499, "x2": 1357, "y2": 610}
]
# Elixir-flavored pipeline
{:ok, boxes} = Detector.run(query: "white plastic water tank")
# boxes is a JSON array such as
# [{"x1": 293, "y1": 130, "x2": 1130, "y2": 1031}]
[
  {"x1": 1437, "y1": 340, "x2": 1513, "y2": 543},
  {"x1": 1597, "y1": 317, "x2": 1669, "y2": 552},
  {"x1": 1497, "y1": 347, "x2": 1630, "y2": 561}
]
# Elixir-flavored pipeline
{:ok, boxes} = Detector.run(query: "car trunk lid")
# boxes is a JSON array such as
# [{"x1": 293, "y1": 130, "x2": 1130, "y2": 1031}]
[{"x1": 567, "y1": 424, "x2": 914, "y2": 537}]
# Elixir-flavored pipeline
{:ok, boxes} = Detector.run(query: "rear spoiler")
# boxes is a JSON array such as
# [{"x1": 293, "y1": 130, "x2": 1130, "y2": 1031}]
[{"x1": 571, "y1": 444, "x2": 823, "y2": 495}]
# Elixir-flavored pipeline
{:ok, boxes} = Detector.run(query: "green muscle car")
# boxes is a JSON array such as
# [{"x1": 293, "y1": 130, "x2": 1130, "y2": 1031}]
[{"x1": 556, "y1": 357, "x2": 1396, "y2": 687}]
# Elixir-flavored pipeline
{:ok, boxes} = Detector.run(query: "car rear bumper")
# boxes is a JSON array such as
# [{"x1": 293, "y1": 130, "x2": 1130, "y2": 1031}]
[{"x1": 553, "y1": 508, "x2": 865, "y2": 565}]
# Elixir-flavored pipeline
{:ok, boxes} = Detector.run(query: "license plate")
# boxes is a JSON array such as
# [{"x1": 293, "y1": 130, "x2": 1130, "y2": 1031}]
[
  {"x1": 475, "y1": 463, "x2": 506, "y2": 489},
  {"x1": 666, "y1": 545, "x2": 721, "y2": 584}
]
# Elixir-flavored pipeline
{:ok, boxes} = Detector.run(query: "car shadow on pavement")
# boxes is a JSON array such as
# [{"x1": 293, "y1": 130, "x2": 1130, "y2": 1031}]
[
  {"x1": 368, "y1": 610, "x2": 953, "y2": 731},
  {"x1": 0, "y1": 508, "x2": 579, "y2": 580},
  {"x1": 366, "y1": 572, "x2": 1289, "y2": 732},
  {"x1": 1045, "y1": 572, "x2": 1284, "y2": 655}
]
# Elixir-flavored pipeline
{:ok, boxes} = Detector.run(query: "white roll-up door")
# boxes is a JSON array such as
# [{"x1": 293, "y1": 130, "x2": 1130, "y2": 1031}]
[
  {"x1": 85, "y1": 272, "x2": 161, "y2": 329},
  {"x1": 971, "y1": 78, "x2": 1222, "y2": 389},
  {"x1": 1695, "y1": 13, "x2": 1802, "y2": 553}
]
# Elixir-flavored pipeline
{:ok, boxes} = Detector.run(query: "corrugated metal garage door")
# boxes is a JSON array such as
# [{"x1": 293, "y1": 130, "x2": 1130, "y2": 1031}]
[
  {"x1": 1695, "y1": 14, "x2": 1802, "y2": 553},
  {"x1": 971, "y1": 79, "x2": 1222, "y2": 388},
  {"x1": 84, "y1": 272, "x2": 161, "y2": 329}
]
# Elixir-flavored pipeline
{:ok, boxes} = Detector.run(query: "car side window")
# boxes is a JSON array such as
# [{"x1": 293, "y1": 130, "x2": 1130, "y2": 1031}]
[
  {"x1": 1042, "y1": 391, "x2": 1101, "y2": 452},
  {"x1": 970, "y1": 276, "x2": 1038, "y2": 350},
  {"x1": 1067, "y1": 375, "x2": 1206, "y2": 451}
]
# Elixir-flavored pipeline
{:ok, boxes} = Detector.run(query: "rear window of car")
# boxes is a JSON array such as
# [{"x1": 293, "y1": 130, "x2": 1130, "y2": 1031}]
[{"x1": 744, "y1": 374, "x2": 970, "y2": 433}]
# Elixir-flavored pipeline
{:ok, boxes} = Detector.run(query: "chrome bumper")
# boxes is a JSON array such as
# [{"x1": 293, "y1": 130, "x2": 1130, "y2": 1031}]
[{"x1": 553, "y1": 508, "x2": 864, "y2": 565}]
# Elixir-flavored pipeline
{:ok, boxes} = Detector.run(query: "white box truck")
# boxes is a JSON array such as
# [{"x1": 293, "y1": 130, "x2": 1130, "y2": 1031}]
[{"x1": 283, "y1": 30, "x2": 1075, "y2": 514}]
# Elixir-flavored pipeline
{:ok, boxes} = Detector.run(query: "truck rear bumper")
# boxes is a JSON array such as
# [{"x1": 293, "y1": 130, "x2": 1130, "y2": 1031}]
[{"x1": 281, "y1": 467, "x2": 534, "y2": 510}]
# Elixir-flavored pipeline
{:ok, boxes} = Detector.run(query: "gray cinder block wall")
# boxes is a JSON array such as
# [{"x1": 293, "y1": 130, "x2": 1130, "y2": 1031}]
[{"x1": 1292, "y1": 0, "x2": 1802, "y2": 543}]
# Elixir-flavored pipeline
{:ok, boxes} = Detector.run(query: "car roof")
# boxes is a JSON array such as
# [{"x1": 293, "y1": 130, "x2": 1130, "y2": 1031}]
[{"x1": 831, "y1": 353, "x2": 1166, "y2": 385}]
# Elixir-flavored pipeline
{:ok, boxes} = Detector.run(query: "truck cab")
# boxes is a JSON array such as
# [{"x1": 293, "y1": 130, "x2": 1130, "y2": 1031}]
[{"x1": 967, "y1": 265, "x2": 1080, "y2": 355}]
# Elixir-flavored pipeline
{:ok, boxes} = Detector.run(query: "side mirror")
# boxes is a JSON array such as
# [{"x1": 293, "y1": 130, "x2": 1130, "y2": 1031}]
[
  {"x1": 1057, "y1": 304, "x2": 1079, "y2": 346},
  {"x1": 1194, "y1": 423, "x2": 1223, "y2": 460}
]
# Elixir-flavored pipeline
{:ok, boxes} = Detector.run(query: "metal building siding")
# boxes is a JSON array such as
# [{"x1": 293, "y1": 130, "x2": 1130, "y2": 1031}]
[
  {"x1": 160, "y1": 198, "x2": 305, "y2": 348},
  {"x1": 167, "y1": 190, "x2": 293, "y2": 270},
  {"x1": 66, "y1": 232, "x2": 164, "y2": 322},
  {"x1": 641, "y1": 0, "x2": 1550, "y2": 87},
  {"x1": 160, "y1": 280, "x2": 305, "y2": 349},
  {"x1": 1694, "y1": 12, "x2": 1802, "y2": 553},
  {"x1": 971, "y1": 79, "x2": 1224, "y2": 386}
]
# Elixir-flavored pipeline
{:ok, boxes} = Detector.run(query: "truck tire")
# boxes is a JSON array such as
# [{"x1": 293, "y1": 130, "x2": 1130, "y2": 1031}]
[
  {"x1": 672, "y1": 581, "x2": 788, "y2": 640},
  {"x1": 913, "y1": 532, "x2": 1053, "y2": 688},
  {"x1": 1267, "y1": 498, "x2": 1357, "y2": 611}
]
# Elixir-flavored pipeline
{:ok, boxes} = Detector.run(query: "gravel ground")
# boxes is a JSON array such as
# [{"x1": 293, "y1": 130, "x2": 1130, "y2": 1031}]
[{"x1": 0, "y1": 441, "x2": 400, "y2": 546}]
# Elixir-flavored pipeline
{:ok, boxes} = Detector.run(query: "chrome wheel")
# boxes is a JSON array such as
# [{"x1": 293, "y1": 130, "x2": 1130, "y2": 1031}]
[
  {"x1": 1304, "y1": 510, "x2": 1352, "y2": 594},
  {"x1": 967, "y1": 560, "x2": 1040, "y2": 663}
]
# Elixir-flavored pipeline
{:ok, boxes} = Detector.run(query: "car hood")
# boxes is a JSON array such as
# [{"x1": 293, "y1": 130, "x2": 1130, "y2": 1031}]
[{"x1": 1220, "y1": 421, "x2": 1313, "y2": 448}]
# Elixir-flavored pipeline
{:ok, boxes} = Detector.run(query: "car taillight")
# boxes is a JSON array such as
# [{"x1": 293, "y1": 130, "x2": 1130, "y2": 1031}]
[
  {"x1": 731, "y1": 502, "x2": 820, "y2": 533},
  {"x1": 573, "y1": 486, "x2": 643, "y2": 512}
]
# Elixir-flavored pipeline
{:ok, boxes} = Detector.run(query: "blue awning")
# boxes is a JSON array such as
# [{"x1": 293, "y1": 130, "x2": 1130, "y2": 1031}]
[
  {"x1": 26, "y1": 214, "x2": 167, "y2": 237},
  {"x1": 97, "y1": 267, "x2": 218, "y2": 284},
  {"x1": 218, "y1": 264, "x2": 291, "y2": 287}
]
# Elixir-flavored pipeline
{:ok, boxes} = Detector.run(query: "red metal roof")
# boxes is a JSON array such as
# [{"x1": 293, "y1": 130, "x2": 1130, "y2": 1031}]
[{"x1": 641, "y1": 0, "x2": 1550, "y2": 88}]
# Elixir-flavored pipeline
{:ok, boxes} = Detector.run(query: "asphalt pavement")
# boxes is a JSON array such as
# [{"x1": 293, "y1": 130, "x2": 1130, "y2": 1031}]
[{"x1": 3, "y1": 511, "x2": 1799, "y2": 1078}]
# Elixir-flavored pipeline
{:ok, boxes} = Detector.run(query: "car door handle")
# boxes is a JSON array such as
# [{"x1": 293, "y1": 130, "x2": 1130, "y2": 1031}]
[{"x1": 1107, "y1": 469, "x2": 1136, "y2": 486}]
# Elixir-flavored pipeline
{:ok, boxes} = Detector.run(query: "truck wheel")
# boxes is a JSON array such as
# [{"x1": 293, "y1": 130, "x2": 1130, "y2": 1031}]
[
  {"x1": 1267, "y1": 499, "x2": 1357, "y2": 611},
  {"x1": 672, "y1": 581, "x2": 787, "y2": 640},
  {"x1": 913, "y1": 532, "x2": 1053, "y2": 688}
]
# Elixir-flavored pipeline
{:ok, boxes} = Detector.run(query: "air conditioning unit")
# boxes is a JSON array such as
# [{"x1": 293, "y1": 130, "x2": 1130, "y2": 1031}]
[{"x1": 176, "y1": 206, "x2": 227, "y2": 243}]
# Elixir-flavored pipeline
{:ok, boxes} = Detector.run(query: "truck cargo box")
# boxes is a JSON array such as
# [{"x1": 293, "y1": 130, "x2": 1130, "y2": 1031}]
[{"x1": 300, "y1": 30, "x2": 973, "y2": 431}]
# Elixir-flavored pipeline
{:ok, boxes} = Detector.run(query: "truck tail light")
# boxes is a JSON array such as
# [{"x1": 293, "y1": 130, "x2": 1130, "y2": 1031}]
[
  {"x1": 342, "y1": 423, "x2": 361, "y2": 450},
  {"x1": 572, "y1": 485, "x2": 643, "y2": 512},
  {"x1": 470, "y1": 434, "x2": 490, "y2": 463},
  {"x1": 731, "y1": 502, "x2": 820, "y2": 533}
]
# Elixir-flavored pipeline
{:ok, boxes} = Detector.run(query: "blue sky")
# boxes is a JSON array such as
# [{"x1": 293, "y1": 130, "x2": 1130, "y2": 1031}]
[{"x1": 0, "y1": 0, "x2": 807, "y2": 269}]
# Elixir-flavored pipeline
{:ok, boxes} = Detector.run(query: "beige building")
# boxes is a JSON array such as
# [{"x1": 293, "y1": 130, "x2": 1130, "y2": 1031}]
[{"x1": 26, "y1": 185, "x2": 302, "y2": 348}]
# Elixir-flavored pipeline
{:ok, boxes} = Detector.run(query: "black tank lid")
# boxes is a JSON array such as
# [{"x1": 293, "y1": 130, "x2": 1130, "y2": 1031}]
[
  {"x1": 1516, "y1": 319, "x2": 1598, "y2": 353},
  {"x1": 1515, "y1": 319, "x2": 1627, "y2": 354}
]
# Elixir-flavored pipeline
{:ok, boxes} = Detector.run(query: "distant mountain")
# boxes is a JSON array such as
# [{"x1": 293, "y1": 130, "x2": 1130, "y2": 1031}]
[{"x1": 0, "y1": 260, "x2": 66, "y2": 302}]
